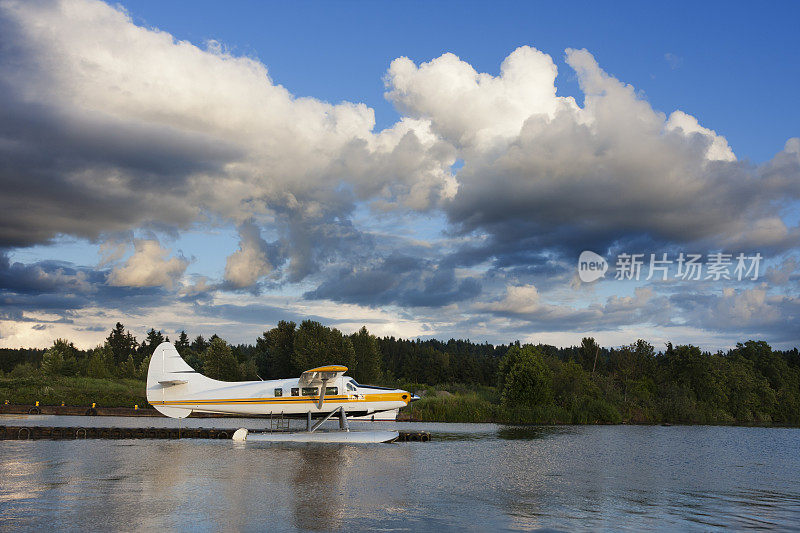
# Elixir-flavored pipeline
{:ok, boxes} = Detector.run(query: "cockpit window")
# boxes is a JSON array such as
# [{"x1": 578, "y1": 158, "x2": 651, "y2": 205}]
[{"x1": 346, "y1": 382, "x2": 357, "y2": 392}]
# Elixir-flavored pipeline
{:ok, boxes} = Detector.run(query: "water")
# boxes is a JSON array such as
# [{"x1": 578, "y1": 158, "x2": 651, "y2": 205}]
[{"x1": 1, "y1": 416, "x2": 799, "y2": 531}]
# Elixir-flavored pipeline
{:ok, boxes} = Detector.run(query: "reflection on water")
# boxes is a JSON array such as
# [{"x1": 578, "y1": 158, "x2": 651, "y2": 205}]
[
  {"x1": 1, "y1": 420, "x2": 799, "y2": 531},
  {"x1": 291, "y1": 447, "x2": 346, "y2": 530},
  {"x1": 496, "y1": 425, "x2": 574, "y2": 441}
]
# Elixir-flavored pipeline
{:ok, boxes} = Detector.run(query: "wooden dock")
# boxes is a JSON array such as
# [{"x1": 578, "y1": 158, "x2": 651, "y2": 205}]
[
  {"x1": 0, "y1": 425, "x2": 431, "y2": 442},
  {"x1": 2, "y1": 403, "x2": 203, "y2": 417}
]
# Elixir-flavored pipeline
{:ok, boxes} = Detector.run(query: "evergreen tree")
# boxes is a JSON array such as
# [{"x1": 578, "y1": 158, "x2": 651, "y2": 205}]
[
  {"x1": 255, "y1": 321, "x2": 295, "y2": 378},
  {"x1": 291, "y1": 321, "x2": 354, "y2": 374},
  {"x1": 291, "y1": 320, "x2": 328, "y2": 372},
  {"x1": 137, "y1": 353, "x2": 151, "y2": 380},
  {"x1": 106, "y1": 322, "x2": 137, "y2": 364},
  {"x1": 175, "y1": 330, "x2": 190, "y2": 356},
  {"x1": 351, "y1": 326, "x2": 383, "y2": 384},
  {"x1": 41, "y1": 345, "x2": 65, "y2": 375},
  {"x1": 121, "y1": 354, "x2": 138, "y2": 378},
  {"x1": 578, "y1": 337, "x2": 600, "y2": 372},
  {"x1": 201, "y1": 337, "x2": 240, "y2": 381},
  {"x1": 41, "y1": 339, "x2": 78, "y2": 375},
  {"x1": 191, "y1": 335, "x2": 209, "y2": 353},
  {"x1": 145, "y1": 328, "x2": 165, "y2": 354},
  {"x1": 86, "y1": 345, "x2": 113, "y2": 378}
]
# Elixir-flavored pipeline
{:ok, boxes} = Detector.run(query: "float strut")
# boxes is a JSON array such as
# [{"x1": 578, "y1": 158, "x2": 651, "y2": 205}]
[
  {"x1": 307, "y1": 411, "x2": 312, "y2": 431},
  {"x1": 339, "y1": 409, "x2": 350, "y2": 432},
  {"x1": 309, "y1": 406, "x2": 344, "y2": 433}
]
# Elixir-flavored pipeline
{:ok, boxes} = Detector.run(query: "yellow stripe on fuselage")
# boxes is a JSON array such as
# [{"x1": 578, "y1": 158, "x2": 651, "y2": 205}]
[{"x1": 151, "y1": 392, "x2": 408, "y2": 406}]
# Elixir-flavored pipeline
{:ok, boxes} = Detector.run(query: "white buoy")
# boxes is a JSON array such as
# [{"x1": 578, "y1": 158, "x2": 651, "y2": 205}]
[{"x1": 232, "y1": 428, "x2": 248, "y2": 441}]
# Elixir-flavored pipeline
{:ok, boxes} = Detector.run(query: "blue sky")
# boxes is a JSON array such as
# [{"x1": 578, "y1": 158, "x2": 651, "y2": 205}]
[
  {"x1": 0, "y1": 0, "x2": 798, "y2": 349},
  {"x1": 120, "y1": 0, "x2": 800, "y2": 162}
]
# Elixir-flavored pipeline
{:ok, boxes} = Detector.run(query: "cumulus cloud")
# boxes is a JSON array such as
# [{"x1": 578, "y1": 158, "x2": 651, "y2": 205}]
[
  {"x1": 3, "y1": 0, "x2": 797, "y2": 285},
  {"x1": 1, "y1": 0, "x2": 799, "y2": 347},
  {"x1": 674, "y1": 286, "x2": 800, "y2": 340},
  {"x1": 665, "y1": 110, "x2": 735, "y2": 162},
  {"x1": 386, "y1": 46, "x2": 579, "y2": 150},
  {"x1": 475, "y1": 283, "x2": 671, "y2": 332},
  {"x1": 0, "y1": 249, "x2": 173, "y2": 333},
  {"x1": 224, "y1": 221, "x2": 275, "y2": 288},
  {"x1": 479, "y1": 284, "x2": 542, "y2": 314},
  {"x1": 0, "y1": 0, "x2": 453, "y2": 278},
  {"x1": 386, "y1": 46, "x2": 800, "y2": 273},
  {"x1": 765, "y1": 256, "x2": 798, "y2": 285},
  {"x1": 107, "y1": 239, "x2": 188, "y2": 288}
]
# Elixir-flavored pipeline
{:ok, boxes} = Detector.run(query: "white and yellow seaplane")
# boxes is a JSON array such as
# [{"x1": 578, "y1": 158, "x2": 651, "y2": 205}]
[{"x1": 146, "y1": 342, "x2": 415, "y2": 443}]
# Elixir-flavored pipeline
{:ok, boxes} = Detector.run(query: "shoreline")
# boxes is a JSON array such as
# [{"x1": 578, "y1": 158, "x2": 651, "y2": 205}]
[{"x1": 2, "y1": 404, "x2": 797, "y2": 428}]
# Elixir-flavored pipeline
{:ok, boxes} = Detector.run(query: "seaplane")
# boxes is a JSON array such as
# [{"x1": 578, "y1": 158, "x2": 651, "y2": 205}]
[{"x1": 146, "y1": 342, "x2": 416, "y2": 443}]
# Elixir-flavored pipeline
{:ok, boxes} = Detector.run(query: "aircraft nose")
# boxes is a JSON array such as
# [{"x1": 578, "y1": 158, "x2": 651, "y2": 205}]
[{"x1": 399, "y1": 391, "x2": 418, "y2": 404}]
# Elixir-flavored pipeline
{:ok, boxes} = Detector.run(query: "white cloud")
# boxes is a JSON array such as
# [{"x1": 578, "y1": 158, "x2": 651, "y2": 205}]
[
  {"x1": 107, "y1": 239, "x2": 188, "y2": 288},
  {"x1": 479, "y1": 284, "x2": 542, "y2": 314},
  {"x1": 97, "y1": 238, "x2": 129, "y2": 267},
  {"x1": 383, "y1": 46, "x2": 799, "y2": 257},
  {"x1": 386, "y1": 46, "x2": 579, "y2": 150},
  {"x1": 716, "y1": 286, "x2": 781, "y2": 326},
  {"x1": 224, "y1": 222, "x2": 273, "y2": 288},
  {"x1": 664, "y1": 52, "x2": 683, "y2": 70},
  {"x1": 666, "y1": 110, "x2": 736, "y2": 161},
  {"x1": 0, "y1": 0, "x2": 454, "y2": 270}
]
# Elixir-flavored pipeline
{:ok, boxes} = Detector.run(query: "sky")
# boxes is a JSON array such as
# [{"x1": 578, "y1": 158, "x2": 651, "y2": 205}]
[{"x1": 0, "y1": 0, "x2": 798, "y2": 350}]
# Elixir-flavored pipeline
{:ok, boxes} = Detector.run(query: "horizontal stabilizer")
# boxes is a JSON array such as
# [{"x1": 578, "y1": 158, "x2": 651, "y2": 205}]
[{"x1": 158, "y1": 379, "x2": 188, "y2": 386}]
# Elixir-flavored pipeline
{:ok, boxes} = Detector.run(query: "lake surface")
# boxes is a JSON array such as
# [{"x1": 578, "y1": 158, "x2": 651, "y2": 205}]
[{"x1": 1, "y1": 416, "x2": 799, "y2": 531}]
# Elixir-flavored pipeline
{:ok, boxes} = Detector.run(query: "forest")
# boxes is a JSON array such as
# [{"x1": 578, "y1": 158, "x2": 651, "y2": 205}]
[{"x1": 1, "y1": 320, "x2": 798, "y2": 426}]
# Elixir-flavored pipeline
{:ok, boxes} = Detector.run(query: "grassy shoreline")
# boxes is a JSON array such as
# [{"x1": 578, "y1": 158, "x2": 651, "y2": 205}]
[{"x1": 0, "y1": 376, "x2": 146, "y2": 408}]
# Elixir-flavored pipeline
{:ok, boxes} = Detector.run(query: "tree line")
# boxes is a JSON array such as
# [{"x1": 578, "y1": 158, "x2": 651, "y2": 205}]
[
  {"x1": 494, "y1": 339, "x2": 800, "y2": 425},
  {"x1": 1, "y1": 321, "x2": 798, "y2": 425}
]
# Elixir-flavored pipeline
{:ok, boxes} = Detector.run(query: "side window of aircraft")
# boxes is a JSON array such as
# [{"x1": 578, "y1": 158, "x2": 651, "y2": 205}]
[
  {"x1": 325, "y1": 386, "x2": 338, "y2": 395},
  {"x1": 274, "y1": 388, "x2": 282, "y2": 397},
  {"x1": 346, "y1": 382, "x2": 357, "y2": 392},
  {"x1": 302, "y1": 387, "x2": 318, "y2": 396},
  {"x1": 291, "y1": 388, "x2": 299, "y2": 396}
]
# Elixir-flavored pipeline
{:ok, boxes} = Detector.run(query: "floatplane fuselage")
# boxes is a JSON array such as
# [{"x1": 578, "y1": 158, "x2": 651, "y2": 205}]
[{"x1": 146, "y1": 342, "x2": 414, "y2": 420}]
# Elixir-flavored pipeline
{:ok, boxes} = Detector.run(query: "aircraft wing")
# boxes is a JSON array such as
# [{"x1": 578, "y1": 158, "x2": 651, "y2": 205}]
[{"x1": 299, "y1": 365, "x2": 348, "y2": 385}]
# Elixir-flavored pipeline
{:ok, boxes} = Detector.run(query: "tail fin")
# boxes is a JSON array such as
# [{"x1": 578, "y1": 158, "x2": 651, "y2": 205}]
[{"x1": 146, "y1": 342, "x2": 214, "y2": 418}]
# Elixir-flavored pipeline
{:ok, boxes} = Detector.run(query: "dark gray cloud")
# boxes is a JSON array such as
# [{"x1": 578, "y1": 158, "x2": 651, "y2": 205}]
[
  {"x1": 668, "y1": 287, "x2": 800, "y2": 342},
  {"x1": 0, "y1": 44, "x2": 230, "y2": 247},
  {"x1": 305, "y1": 253, "x2": 481, "y2": 307},
  {"x1": 0, "y1": 251, "x2": 170, "y2": 321}
]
